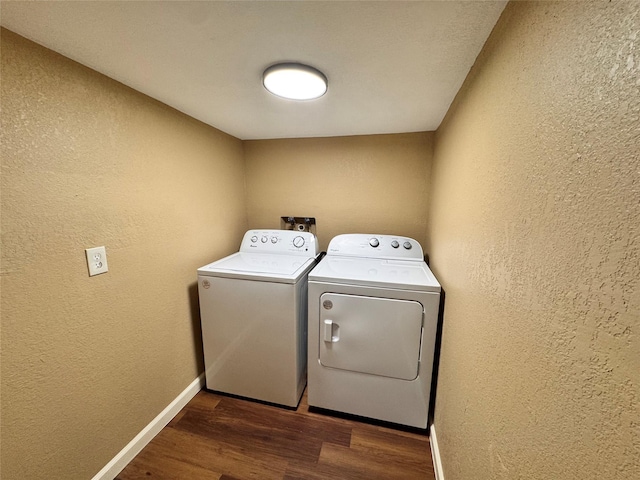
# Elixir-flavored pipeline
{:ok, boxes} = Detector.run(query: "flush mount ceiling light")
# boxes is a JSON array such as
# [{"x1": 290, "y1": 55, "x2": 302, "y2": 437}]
[{"x1": 263, "y1": 63, "x2": 328, "y2": 101}]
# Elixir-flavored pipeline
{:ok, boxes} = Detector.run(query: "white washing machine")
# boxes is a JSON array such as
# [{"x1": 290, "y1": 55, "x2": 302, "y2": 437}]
[
  {"x1": 198, "y1": 229, "x2": 318, "y2": 408},
  {"x1": 307, "y1": 233, "x2": 441, "y2": 428}
]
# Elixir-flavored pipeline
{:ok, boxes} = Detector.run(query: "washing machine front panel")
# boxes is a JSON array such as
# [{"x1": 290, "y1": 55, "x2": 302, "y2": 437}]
[
  {"x1": 199, "y1": 275, "x2": 307, "y2": 407},
  {"x1": 319, "y1": 293, "x2": 423, "y2": 380}
]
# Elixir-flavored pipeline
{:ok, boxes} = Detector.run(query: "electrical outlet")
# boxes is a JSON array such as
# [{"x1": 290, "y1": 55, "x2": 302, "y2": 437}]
[{"x1": 85, "y1": 246, "x2": 109, "y2": 276}]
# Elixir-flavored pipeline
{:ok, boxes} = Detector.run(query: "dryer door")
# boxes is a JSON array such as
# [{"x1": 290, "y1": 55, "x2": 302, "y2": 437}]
[{"x1": 319, "y1": 293, "x2": 423, "y2": 380}]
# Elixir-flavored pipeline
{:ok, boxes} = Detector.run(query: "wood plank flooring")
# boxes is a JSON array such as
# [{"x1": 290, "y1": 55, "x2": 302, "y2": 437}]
[{"x1": 116, "y1": 389, "x2": 435, "y2": 480}]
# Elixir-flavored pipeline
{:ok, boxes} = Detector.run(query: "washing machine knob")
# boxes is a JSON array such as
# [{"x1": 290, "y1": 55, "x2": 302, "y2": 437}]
[
  {"x1": 271, "y1": 236, "x2": 278, "y2": 244},
  {"x1": 403, "y1": 241, "x2": 412, "y2": 250},
  {"x1": 251, "y1": 235, "x2": 258, "y2": 243},
  {"x1": 293, "y1": 236, "x2": 305, "y2": 248},
  {"x1": 391, "y1": 240, "x2": 399, "y2": 248},
  {"x1": 261, "y1": 236, "x2": 268, "y2": 243},
  {"x1": 369, "y1": 238, "x2": 380, "y2": 248}
]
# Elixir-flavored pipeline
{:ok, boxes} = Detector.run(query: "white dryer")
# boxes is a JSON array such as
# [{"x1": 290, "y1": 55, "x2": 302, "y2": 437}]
[
  {"x1": 198, "y1": 229, "x2": 318, "y2": 408},
  {"x1": 307, "y1": 234, "x2": 441, "y2": 428}
]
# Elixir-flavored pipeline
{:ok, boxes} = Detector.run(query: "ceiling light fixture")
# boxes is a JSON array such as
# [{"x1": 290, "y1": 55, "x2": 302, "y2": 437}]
[{"x1": 263, "y1": 63, "x2": 328, "y2": 101}]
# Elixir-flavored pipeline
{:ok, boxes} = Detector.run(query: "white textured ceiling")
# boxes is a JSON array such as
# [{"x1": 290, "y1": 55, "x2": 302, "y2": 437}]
[{"x1": 1, "y1": 1, "x2": 506, "y2": 140}]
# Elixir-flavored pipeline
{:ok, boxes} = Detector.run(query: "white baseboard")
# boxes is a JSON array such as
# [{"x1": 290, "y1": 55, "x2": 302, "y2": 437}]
[
  {"x1": 91, "y1": 373, "x2": 205, "y2": 480},
  {"x1": 430, "y1": 423, "x2": 445, "y2": 480}
]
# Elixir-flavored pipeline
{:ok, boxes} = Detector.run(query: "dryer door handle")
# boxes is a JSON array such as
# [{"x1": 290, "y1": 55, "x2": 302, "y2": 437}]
[{"x1": 324, "y1": 319, "x2": 338, "y2": 342}]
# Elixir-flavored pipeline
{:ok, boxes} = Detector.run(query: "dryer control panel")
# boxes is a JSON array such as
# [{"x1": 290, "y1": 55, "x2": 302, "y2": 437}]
[
  {"x1": 240, "y1": 229, "x2": 318, "y2": 256},
  {"x1": 326, "y1": 234, "x2": 424, "y2": 260}
]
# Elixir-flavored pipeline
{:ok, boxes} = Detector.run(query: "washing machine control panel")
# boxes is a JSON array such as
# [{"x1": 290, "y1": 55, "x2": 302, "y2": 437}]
[
  {"x1": 241, "y1": 229, "x2": 318, "y2": 256},
  {"x1": 327, "y1": 234, "x2": 424, "y2": 260}
]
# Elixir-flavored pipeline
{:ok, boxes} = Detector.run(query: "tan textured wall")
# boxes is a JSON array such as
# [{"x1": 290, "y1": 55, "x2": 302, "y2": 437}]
[
  {"x1": 1, "y1": 29, "x2": 247, "y2": 479},
  {"x1": 427, "y1": 2, "x2": 639, "y2": 479},
  {"x1": 244, "y1": 133, "x2": 433, "y2": 250}
]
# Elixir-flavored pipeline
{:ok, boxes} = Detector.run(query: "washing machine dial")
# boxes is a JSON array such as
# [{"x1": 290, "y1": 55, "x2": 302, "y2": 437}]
[
  {"x1": 369, "y1": 238, "x2": 380, "y2": 248},
  {"x1": 271, "y1": 236, "x2": 278, "y2": 244},
  {"x1": 403, "y1": 241, "x2": 412, "y2": 250},
  {"x1": 261, "y1": 236, "x2": 268, "y2": 243},
  {"x1": 391, "y1": 240, "x2": 400, "y2": 248},
  {"x1": 293, "y1": 236, "x2": 305, "y2": 248},
  {"x1": 251, "y1": 235, "x2": 258, "y2": 243}
]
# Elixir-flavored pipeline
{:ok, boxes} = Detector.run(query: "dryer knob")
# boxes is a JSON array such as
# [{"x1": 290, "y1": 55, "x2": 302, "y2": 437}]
[
  {"x1": 261, "y1": 236, "x2": 268, "y2": 243},
  {"x1": 271, "y1": 236, "x2": 278, "y2": 244},
  {"x1": 391, "y1": 240, "x2": 400, "y2": 248},
  {"x1": 251, "y1": 235, "x2": 258, "y2": 243},
  {"x1": 403, "y1": 241, "x2": 412, "y2": 250},
  {"x1": 369, "y1": 238, "x2": 380, "y2": 248}
]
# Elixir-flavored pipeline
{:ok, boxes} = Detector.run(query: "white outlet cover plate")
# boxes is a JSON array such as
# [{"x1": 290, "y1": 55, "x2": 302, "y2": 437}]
[{"x1": 86, "y1": 246, "x2": 108, "y2": 276}]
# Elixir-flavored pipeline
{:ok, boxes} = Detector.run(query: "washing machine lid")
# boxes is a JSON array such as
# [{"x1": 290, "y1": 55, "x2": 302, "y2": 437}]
[
  {"x1": 198, "y1": 252, "x2": 316, "y2": 283},
  {"x1": 309, "y1": 256, "x2": 441, "y2": 292}
]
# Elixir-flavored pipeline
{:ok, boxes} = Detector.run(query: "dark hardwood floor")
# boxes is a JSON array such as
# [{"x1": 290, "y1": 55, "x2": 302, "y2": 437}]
[{"x1": 116, "y1": 388, "x2": 435, "y2": 479}]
